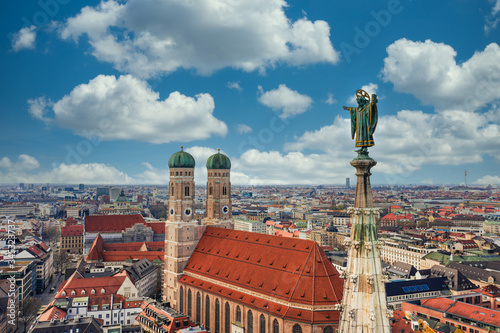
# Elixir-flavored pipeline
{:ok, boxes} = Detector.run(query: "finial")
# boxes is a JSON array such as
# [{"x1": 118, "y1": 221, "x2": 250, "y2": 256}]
[
  {"x1": 218, "y1": 148, "x2": 220, "y2": 153},
  {"x1": 181, "y1": 146, "x2": 184, "y2": 151}
]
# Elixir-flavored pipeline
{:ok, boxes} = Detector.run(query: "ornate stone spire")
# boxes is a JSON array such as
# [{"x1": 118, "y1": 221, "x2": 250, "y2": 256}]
[{"x1": 337, "y1": 156, "x2": 391, "y2": 333}]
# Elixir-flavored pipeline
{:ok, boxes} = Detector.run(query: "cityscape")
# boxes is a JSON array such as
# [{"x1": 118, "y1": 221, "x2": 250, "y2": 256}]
[{"x1": 2, "y1": 1, "x2": 500, "y2": 333}]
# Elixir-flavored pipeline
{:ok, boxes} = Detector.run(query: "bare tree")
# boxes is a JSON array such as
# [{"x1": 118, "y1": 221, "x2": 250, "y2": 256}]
[
  {"x1": 20, "y1": 297, "x2": 42, "y2": 333},
  {"x1": 43, "y1": 225, "x2": 60, "y2": 247},
  {"x1": 53, "y1": 249, "x2": 69, "y2": 274}
]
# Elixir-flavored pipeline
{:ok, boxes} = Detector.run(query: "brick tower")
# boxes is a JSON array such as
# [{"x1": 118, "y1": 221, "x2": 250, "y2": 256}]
[
  {"x1": 163, "y1": 147, "x2": 200, "y2": 306},
  {"x1": 203, "y1": 149, "x2": 232, "y2": 225}
]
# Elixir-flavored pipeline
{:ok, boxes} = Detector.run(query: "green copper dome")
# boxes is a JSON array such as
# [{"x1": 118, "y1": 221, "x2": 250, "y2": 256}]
[
  {"x1": 206, "y1": 149, "x2": 231, "y2": 169},
  {"x1": 115, "y1": 189, "x2": 129, "y2": 203},
  {"x1": 168, "y1": 147, "x2": 195, "y2": 168}
]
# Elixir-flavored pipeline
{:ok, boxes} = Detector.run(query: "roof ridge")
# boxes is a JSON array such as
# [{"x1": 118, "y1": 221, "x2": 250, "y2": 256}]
[
  {"x1": 318, "y1": 244, "x2": 342, "y2": 304},
  {"x1": 289, "y1": 244, "x2": 313, "y2": 302}
]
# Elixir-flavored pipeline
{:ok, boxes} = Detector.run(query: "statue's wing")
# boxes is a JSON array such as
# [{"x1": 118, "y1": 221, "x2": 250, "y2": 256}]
[{"x1": 370, "y1": 103, "x2": 378, "y2": 135}]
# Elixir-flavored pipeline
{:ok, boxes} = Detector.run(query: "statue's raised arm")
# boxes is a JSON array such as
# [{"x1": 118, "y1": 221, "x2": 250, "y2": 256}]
[{"x1": 343, "y1": 89, "x2": 378, "y2": 157}]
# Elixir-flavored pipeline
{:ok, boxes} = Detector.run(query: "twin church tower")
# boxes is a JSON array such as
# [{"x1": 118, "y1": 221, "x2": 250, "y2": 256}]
[{"x1": 163, "y1": 147, "x2": 234, "y2": 305}]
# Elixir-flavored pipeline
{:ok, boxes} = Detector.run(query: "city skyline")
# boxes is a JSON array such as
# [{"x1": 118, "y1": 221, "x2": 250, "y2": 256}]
[{"x1": 2, "y1": 0, "x2": 500, "y2": 186}]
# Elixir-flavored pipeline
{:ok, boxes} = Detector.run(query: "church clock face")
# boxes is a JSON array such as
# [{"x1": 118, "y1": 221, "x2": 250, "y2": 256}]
[
  {"x1": 184, "y1": 207, "x2": 192, "y2": 217},
  {"x1": 169, "y1": 208, "x2": 175, "y2": 216},
  {"x1": 222, "y1": 205, "x2": 229, "y2": 214}
]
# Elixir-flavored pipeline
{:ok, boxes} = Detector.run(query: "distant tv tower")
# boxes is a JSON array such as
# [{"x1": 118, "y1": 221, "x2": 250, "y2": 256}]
[{"x1": 464, "y1": 169, "x2": 467, "y2": 187}]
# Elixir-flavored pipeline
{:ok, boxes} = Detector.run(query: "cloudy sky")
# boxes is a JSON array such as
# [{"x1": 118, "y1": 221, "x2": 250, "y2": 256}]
[{"x1": 2, "y1": 0, "x2": 500, "y2": 185}]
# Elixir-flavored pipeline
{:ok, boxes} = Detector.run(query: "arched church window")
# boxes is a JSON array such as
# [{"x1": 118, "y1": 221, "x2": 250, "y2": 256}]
[
  {"x1": 205, "y1": 295, "x2": 210, "y2": 330},
  {"x1": 248, "y1": 310, "x2": 254, "y2": 333},
  {"x1": 272, "y1": 319, "x2": 279, "y2": 333},
  {"x1": 188, "y1": 289, "x2": 192, "y2": 317},
  {"x1": 236, "y1": 306, "x2": 241, "y2": 323},
  {"x1": 179, "y1": 287, "x2": 184, "y2": 313},
  {"x1": 292, "y1": 324, "x2": 302, "y2": 333},
  {"x1": 225, "y1": 302, "x2": 230, "y2": 333},
  {"x1": 215, "y1": 299, "x2": 220, "y2": 333},
  {"x1": 185, "y1": 186, "x2": 190, "y2": 196},
  {"x1": 196, "y1": 292, "x2": 201, "y2": 323},
  {"x1": 209, "y1": 185, "x2": 213, "y2": 195},
  {"x1": 171, "y1": 185, "x2": 174, "y2": 196},
  {"x1": 223, "y1": 185, "x2": 227, "y2": 195},
  {"x1": 259, "y1": 314, "x2": 266, "y2": 333}
]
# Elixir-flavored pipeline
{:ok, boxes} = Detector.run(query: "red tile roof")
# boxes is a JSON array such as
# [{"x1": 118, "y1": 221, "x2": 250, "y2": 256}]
[
  {"x1": 381, "y1": 213, "x2": 413, "y2": 221},
  {"x1": 180, "y1": 227, "x2": 343, "y2": 312},
  {"x1": 61, "y1": 224, "x2": 84, "y2": 237},
  {"x1": 474, "y1": 284, "x2": 500, "y2": 297},
  {"x1": 38, "y1": 306, "x2": 67, "y2": 322},
  {"x1": 147, "y1": 222, "x2": 165, "y2": 234},
  {"x1": 85, "y1": 214, "x2": 147, "y2": 233},
  {"x1": 86, "y1": 234, "x2": 105, "y2": 261},
  {"x1": 55, "y1": 271, "x2": 128, "y2": 299},
  {"x1": 390, "y1": 310, "x2": 413, "y2": 333},
  {"x1": 28, "y1": 244, "x2": 44, "y2": 257},
  {"x1": 38, "y1": 241, "x2": 50, "y2": 252},
  {"x1": 86, "y1": 234, "x2": 164, "y2": 262},
  {"x1": 420, "y1": 298, "x2": 500, "y2": 326}
]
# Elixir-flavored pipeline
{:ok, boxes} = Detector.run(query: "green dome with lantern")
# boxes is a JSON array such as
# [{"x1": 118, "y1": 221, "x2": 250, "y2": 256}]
[
  {"x1": 168, "y1": 147, "x2": 196, "y2": 168},
  {"x1": 206, "y1": 149, "x2": 231, "y2": 170}
]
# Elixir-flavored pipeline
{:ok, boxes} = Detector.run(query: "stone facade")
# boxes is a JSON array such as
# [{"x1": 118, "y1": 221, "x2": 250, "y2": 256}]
[{"x1": 338, "y1": 158, "x2": 391, "y2": 333}]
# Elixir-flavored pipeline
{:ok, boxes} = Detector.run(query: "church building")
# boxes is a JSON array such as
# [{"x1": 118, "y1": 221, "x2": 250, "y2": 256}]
[{"x1": 163, "y1": 148, "x2": 344, "y2": 332}]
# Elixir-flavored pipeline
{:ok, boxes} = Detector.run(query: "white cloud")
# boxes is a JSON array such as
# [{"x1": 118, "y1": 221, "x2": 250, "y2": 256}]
[
  {"x1": 232, "y1": 149, "x2": 350, "y2": 185},
  {"x1": 28, "y1": 96, "x2": 52, "y2": 120},
  {"x1": 11, "y1": 26, "x2": 36, "y2": 52},
  {"x1": 0, "y1": 156, "x2": 145, "y2": 185},
  {"x1": 475, "y1": 175, "x2": 500, "y2": 185},
  {"x1": 0, "y1": 155, "x2": 40, "y2": 171},
  {"x1": 258, "y1": 84, "x2": 313, "y2": 119},
  {"x1": 28, "y1": 74, "x2": 227, "y2": 143},
  {"x1": 381, "y1": 39, "x2": 500, "y2": 110},
  {"x1": 494, "y1": 0, "x2": 500, "y2": 15},
  {"x1": 58, "y1": 0, "x2": 339, "y2": 78},
  {"x1": 236, "y1": 124, "x2": 252, "y2": 134},
  {"x1": 347, "y1": 83, "x2": 378, "y2": 104},
  {"x1": 227, "y1": 81, "x2": 242, "y2": 92},
  {"x1": 485, "y1": 1, "x2": 500, "y2": 33},
  {"x1": 325, "y1": 93, "x2": 337, "y2": 105},
  {"x1": 286, "y1": 107, "x2": 500, "y2": 182}
]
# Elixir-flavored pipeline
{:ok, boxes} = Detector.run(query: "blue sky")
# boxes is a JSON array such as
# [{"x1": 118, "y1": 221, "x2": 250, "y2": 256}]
[{"x1": 1, "y1": 0, "x2": 500, "y2": 185}]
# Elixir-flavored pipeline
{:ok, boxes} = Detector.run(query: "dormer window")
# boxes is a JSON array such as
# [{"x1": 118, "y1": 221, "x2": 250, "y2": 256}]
[
  {"x1": 81, "y1": 290, "x2": 85, "y2": 295},
  {"x1": 101, "y1": 288, "x2": 105, "y2": 294},
  {"x1": 71, "y1": 290, "x2": 76, "y2": 296},
  {"x1": 91, "y1": 289, "x2": 95, "y2": 294},
  {"x1": 62, "y1": 291, "x2": 66, "y2": 297}
]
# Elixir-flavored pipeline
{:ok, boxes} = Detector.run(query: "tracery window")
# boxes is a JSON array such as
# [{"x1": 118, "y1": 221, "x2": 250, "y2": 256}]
[
  {"x1": 196, "y1": 292, "x2": 201, "y2": 323},
  {"x1": 215, "y1": 299, "x2": 220, "y2": 333},
  {"x1": 225, "y1": 302, "x2": 230, "y2": 333},
  {"x1": 248, "y1": 310, "x2": 254, "y2": 333},
  {"x1": 292, "y1": 324, "x2": 302, "y2": 333},
  {"x1": 188, "y1": 289, "x2": 192, "y2": 317},
  {"x1": 259, "y1": 314, "x2": 266, "y2": 333},
  {"x1": 236, "y1": 306, "x2": 241, "y2": 323},
  {"x1": 205, "y1": 295, "x2": 210, "y2": 330},
  {"x1": 179, "y1": 286, "x2": 184, "y2": 313},
  {"x1": 272, "y1": 319, "x2": 279, "y2": 333}
]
